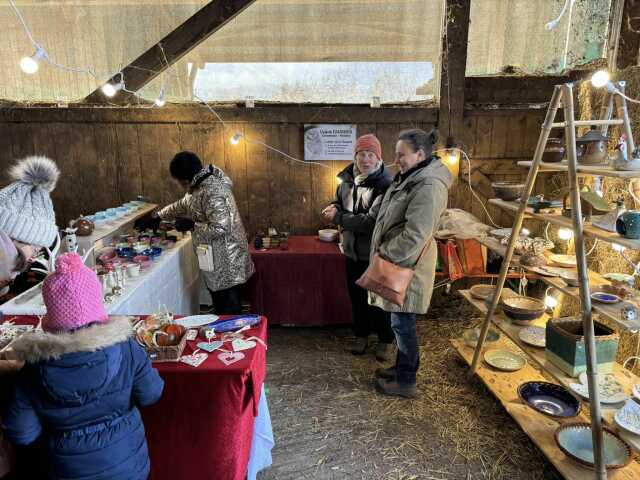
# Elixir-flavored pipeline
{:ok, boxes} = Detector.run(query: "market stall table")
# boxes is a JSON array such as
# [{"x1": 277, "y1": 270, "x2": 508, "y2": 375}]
[
  {"x1": 247, "y1": 235, "x2": 351, "y2": 326},
  {"x1": 0, "y1": 315, "x2": 273, "y2": 480},
  {"x1": 0, "y1": 235, "x2": 200, "y2": 317}
]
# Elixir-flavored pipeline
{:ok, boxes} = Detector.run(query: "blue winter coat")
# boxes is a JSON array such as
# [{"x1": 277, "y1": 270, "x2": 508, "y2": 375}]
[{"x1": 1, "y1": 316, "x2": 164, "y2": 480}]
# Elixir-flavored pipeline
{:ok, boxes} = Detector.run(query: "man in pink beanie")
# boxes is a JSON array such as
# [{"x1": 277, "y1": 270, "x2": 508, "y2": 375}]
[{"x1": 3, "y1": 253, "x2": 164, "y2": 479}]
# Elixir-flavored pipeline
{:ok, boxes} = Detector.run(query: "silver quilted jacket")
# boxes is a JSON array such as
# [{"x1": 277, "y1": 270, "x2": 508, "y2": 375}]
[{"x1": 158, "y1": 165, "x2": 254, "y2": 291}]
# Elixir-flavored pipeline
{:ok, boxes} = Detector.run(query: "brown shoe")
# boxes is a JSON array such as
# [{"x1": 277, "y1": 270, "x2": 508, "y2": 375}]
[
  {"x1": 350, "y1": 337, "x2": 368, "y2": 355},
  {"x1": 375, "y1": 342, "x2": 393, "y2": 362},
  {"x1": 375, "y1": 377, "x2": 417, "y2": 399},
  {"x1": 375, "y1": 366, "x2": 396, "y2": 380}
]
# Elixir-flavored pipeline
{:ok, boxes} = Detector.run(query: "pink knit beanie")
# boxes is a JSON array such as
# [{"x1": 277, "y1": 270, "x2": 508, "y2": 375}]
[{"x1": 42, "y1": 253, "x2": 108, "y2": 333}]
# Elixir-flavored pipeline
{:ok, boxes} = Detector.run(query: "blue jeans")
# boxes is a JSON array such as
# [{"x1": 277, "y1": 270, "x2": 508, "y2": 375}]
[{"x1": 390, "y1": 312, "x2": 419, "y2": 385}]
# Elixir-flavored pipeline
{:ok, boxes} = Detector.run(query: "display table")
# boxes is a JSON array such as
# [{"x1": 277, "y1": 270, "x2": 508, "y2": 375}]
[
  {"x1": 247, "y1": 235, "x2": 352, "y2": 326},
  {"x1": 0, "y1": 236, "x2": 200, "y2": 317},
  {"x1": 0, "y1": 315, "x2": 273, "y2": 480}
]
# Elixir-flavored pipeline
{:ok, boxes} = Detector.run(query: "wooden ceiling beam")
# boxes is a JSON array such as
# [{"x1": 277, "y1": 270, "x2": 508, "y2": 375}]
[
  {"x1": 438, "y1": 0, "x2": 471, "y2": 147},
  {"x1": 83, "y1": 0, "x2": 257, "y2": 104}
]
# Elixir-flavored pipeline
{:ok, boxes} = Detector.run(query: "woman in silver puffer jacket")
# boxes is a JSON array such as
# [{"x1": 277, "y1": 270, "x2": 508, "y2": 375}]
[{"x1": 157, "y1": 152, "x2": 254, "y2": 314}]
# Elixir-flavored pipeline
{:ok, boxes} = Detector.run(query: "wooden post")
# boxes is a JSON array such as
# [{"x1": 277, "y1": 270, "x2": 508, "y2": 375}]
[
  {"x1": 438, "y1": 0, "x2": 471, "y2": 145},
  {"x1": 616, "y1": 0, "x2": 640, "y2": 70},
  {"x1": 84, "y1": 0, "x2": 258, "y2": 104}
]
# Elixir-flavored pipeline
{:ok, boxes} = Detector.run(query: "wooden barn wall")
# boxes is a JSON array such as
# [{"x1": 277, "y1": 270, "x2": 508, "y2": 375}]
[{"x1": 0, "y1": 106, "x2": 545, "y2": 235}]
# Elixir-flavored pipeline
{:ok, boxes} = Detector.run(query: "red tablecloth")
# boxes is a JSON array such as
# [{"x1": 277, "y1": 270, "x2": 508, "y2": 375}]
[
  {"x1": 3, "y1": 315, "x2": 267, "y2": 480},
  {"x1": 247, "y1": 235, "x2": 352, "y2": 326}
]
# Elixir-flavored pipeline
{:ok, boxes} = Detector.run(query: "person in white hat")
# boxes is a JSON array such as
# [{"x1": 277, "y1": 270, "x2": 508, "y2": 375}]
[{"x1": 0, "y1": 156, "x2": 60, "y2": 295}]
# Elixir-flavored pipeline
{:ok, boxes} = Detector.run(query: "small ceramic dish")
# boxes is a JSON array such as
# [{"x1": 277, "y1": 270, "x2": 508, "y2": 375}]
[
  {"x1": 469, "y1": 284, "x2": 496, "y2": 301},
  {"x1": 116, "y1": 247, "x2": 135, "y2": 259},
  {"x1": 483, "y1": 349, "x2": 526, "y2": 372},
  {"x1": 97, "y1": 248, "x2": 117, "y2": 264},
  {"x1": 614, "y1": 400, "x2": 640, "y2": 436},
  {"x1": 462, "y1": 327, "x2": 500, "y2": 348},
  {"x1": 518, "y1": 381, "x2": 581, "y2": 418},
  {"x1": 590, "y1": 292, "x2": 622, "y2": 304},
  {"x1": 502, "y1": 296, "x2": 545, "y2": 325},
  {"x1": 548, "y1": 254, "x2": 577, "y2": 268},
  {"x1": 318, "y1": 229, "x2": 338, "y2": 242},
  {"x1": 133, "y1": 255, "x2": 152, "y2": 269},
  {"x1": 492, "y1": 181, "x2": 524, "y2": 201},
  {"x1": 518, "y1": 326, "x2": 546, "y2": 348},
  {"x1": 569, "y1": 381, "x2": 627, "y2": 405},
  {"x1": 555, "y1": 423, "x2": 633, "y2": 469},
  {"x1": 633, "y1": 384, "x2": 640, "y2": 402}
]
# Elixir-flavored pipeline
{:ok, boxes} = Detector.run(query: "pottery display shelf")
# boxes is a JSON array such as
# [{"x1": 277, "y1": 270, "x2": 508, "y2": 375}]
[
  {"x1": 77, "y1": 203, "x2": 158, "y2": 267},
  {"x1": 517, "y1": 160, "x2": 640, "y2": 179},
  {"x1": 477, "y1": 236, "x2": 640, "y2": 332},
  {"x1": 459, "y1": 288, "x2": 640, "y2": 453},
  {"x1": 451, "y1": 337, "x2": 640, "y2": 479},
  {"x1": 488, "y1": 198, "x2": 640, "y2": 251}
]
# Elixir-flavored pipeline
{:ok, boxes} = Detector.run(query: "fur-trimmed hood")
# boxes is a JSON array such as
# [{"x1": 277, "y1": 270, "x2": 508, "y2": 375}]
[{"x1": 8, "y1": 316, "x2": 133, "y2": 363}]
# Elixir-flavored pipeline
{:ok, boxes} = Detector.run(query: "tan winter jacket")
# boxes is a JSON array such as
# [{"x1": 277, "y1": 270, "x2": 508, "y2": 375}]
[
  {"x1": 369, "y1": 158, "x2": 452, "y2": 313},
  {"x1": 158, "y1": 165, "x2": 254, "y2": 291}
]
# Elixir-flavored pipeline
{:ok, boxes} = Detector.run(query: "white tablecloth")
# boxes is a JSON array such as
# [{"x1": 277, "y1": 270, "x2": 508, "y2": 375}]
[{"x1": 1, "y1": 236, "x2": 200, "y2": 317}]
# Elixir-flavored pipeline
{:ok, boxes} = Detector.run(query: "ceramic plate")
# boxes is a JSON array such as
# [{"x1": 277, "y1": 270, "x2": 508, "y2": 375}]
[
  {"x1": 590, "y1": 292, "x2": 621, "y2": 304},
  {"x1": 489, "y1": 228, "x2": 512, "y2": 239},
  {"x1": 174, "y1": 314, "x2": 220, "y2": 328},
  {"x1": 555, "y1": 423, "x2": 633, "y2": 469},
  {"x1": 518, "y1": 381, "x2": 581, "y2": 418},
  {"x1": 469, "y1": 284, "x2": 496, "y2": 301},
  {"x1": 633, "y1": 384, "x2": 640, "y2": 402},
  {"x1": 518, "y1": 326, "x2": 546, "y2": 348},
  {"x1": 615, "y1": 400, "x2": 640, "y2": 436},
  {"x1": 569, "y1": 379, "x2": 628, "y2": 405},
  {"x1": 603, "y1": 273, "x2": 634, "y2": 284},
  {"x1": 462, "y1": 328, "x2": 500, "y2": 348},
  {"x1": 484, "y1": 349, "x2": 526, "y2": 372},
  {"x1": 549, "y1": 254, "x2": 577, "y2": 268}
]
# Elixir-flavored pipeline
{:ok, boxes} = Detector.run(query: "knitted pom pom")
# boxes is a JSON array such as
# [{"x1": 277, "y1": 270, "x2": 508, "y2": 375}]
[
  {"x1": 55, "y1": 252, "x2": 84, "y2": 274},
  {"x1": 10, "y1": 156, "x2": 60, "y2": 192}
]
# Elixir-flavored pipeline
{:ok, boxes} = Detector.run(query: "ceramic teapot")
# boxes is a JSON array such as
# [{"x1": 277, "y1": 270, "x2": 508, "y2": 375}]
[{"x1": 576, "y1": 127, "x2": 608, "y2": 165}]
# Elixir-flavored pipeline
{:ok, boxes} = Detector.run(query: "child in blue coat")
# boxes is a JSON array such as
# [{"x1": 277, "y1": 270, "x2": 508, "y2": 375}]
[{"x1": 2, "y1": 253, "x2": 164, "y2": 479}]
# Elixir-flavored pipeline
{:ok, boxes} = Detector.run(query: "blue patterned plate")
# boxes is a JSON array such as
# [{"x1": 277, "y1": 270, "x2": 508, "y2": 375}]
[{"x1": 555, "y1": 423, "x2": 633, "y2": 469}]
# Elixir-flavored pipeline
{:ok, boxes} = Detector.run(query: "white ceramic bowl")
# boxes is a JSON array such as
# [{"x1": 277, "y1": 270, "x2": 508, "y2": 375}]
[{"x1": 318, "y1": 229, "x2": 338, "y2": 242}]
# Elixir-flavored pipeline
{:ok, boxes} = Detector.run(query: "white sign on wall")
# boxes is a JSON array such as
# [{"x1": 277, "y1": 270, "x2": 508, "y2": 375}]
[{"x1": 303, "y1": 124, "x2": 356, "y2": 161}]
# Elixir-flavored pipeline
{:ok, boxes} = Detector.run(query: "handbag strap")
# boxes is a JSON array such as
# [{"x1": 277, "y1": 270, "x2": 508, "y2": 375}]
[{"x1": 376, "y1": 235, "x2": 431, "y2": 270}]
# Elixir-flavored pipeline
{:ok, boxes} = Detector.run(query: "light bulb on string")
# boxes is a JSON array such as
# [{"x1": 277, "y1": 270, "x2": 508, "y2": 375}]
[
  {"x1": 612, "y1": 243, "x2": 626, "y2": 253},
  {"x1": 446, "y1": 150, "x2": 458, "y2": 166},
  {"x1": 520, "y1": 228, "x2": 530, "y2": 237},
  {"x1": 591, "y1": 70, "x2": 611, "y2": 88},
  {"x1": 20, "y1": 47, "x2": 47, "y2": 74},
  {"x1": 558, "y1": 228, "x2": 573, "y2": 241},
  {"x1": 154, "y1": 88, "x2": 166, "y2": 107},
  {"x1": 545, "y1": 294, "x2": 558, "y2": 309},
  {"x1": 230, "y1": 131, "x2": 242, "y2": 145},
  {"x1": 101, "y1": 79, "x2": 124, "y2": 98}
]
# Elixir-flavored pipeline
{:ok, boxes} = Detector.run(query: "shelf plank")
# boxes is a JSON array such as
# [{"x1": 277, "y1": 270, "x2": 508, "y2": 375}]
[
  {"x1": 452, "y1": 338, "x2": 640, "y2": 479},
  {"x1": 476, "y1": 235, "x2": 640, "y2": 332},
  {"x1": 460, "y1": 290, "x2": 640, "y2": 452},
  {"x1": 518, "y1": 160, "x2": 640, "y2": 179},
  {"x1": 489, "y1": 198, "x2": 640, "y2": 251}
]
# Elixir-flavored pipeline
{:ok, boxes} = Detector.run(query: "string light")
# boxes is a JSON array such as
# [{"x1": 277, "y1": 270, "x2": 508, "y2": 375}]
[
  {"x1": 545, "y1": 294, "x2": 558, "y2": 309},
  {"x1": 612, "y1": 243, "x2": 626, "y2": 252},
  {"x1": 101, "y1": 79, "x2": 124, "y2": 98},
  {"x1": 558, "y1": 228, "x2": 573, "y2": 241},
  {"x1": 154, "y1": 88, "x2": 166, "y2": 107},
  {"x1": 230, "y1": 131, "x2": 243, "y2": 145},
  {"x1": 591, "y1": 70, "x2": 610, "y2": 88},
  {"x1": 20, "y1": 47, "x2": 47, "y2": 74},
  {"x1": 545, "y1": 0, "x2": 574, "y2": 30},
  {"x1": 521, "y1": 228, "x2": 530, "y2": 237}
]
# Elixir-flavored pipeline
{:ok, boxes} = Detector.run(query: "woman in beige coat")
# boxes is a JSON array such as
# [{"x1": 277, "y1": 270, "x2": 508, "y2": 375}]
[{"x1": 369, "y1": 129, "x2": 452, "y2": 399}]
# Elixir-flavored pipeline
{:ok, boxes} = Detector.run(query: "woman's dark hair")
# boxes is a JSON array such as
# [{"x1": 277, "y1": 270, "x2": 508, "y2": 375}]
[
  {"x1": 397, "y1": 128, "x2": 438, "y2": 158},
  {"x1": 169, "y1": 151, "x2": 203, "y2": 181}
]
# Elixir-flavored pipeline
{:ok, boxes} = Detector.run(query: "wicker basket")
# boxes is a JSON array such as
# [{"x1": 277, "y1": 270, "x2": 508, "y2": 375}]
[{"x1": 146, "y1": 331, "x2": 188, "y2": 363}]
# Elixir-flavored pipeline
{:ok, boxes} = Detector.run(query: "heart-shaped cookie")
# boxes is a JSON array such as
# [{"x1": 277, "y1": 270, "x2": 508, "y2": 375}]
[
  {"x1": 232, "y1": 338, "x2": 256, "y2": 352},
  {"x1": 218, "y1": 351, "x2": 245, "y2": 366},
  {"x1": 197, "y1": 341, "x2": 223, "y2": 352}
]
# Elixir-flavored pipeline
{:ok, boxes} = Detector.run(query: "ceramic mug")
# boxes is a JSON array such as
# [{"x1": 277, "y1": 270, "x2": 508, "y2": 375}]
[
  {"x1": 616, "y1": 210, "x2": 640, "y2": 239},
  {"x1": 126, "y1": 263, "x2": 140, "y2": 278}
]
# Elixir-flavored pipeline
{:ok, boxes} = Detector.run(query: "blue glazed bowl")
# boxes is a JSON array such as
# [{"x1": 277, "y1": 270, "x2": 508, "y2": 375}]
[
  {"x1": 518, "y1": 381, "x2": 581, "y2": 418},
  {"x1": 116, "y1": 247, "x2": 135, "y2": 259},
  {"x1": 150, "y1": 247, "x2": 162, "y2": 257}
]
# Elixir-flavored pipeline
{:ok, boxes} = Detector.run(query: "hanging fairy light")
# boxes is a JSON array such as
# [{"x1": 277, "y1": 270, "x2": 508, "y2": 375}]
[
  {"x1": 591, "y1": 70, "x2": 611, "y2": 89},
  {"x1": 101, "y1": 77, "x2": 124, "y2": 98},
  {"x1": 154, "y1": 88, "x2": 166, "y2": 107},
  {"x1": 558, "y1": 228, "x2": 573, "y2": 241},
  {"x1": 230, "y1": 131, "x2": 243, "y2": 145},
  {"x1": 20, "y1": 46, "x2": 47, "y2": 74}
]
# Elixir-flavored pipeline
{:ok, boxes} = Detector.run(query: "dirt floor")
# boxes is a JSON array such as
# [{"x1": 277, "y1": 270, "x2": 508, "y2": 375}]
[{"x1": 258, "y1": 289, "x2": 562, "y2": 480}]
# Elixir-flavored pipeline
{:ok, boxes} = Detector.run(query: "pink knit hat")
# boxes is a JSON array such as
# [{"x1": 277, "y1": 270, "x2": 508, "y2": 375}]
[{"x1": 42, "y1": 253, "x2": 108, "y2": 333}]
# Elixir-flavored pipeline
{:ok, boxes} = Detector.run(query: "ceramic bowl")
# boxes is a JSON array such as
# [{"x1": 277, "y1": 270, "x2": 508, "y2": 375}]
[
  {"x1": 590, "y1": 292, "x2": 622, "y2": 304},
  {"x1": 483, "y1": 349, "x2": 526, "y2": 371},
  {"x1": 518, "y1": 381, "x2": 581, "y2": 418},
  {"x1": 614, "y1": 400, "x2": 640, "y2": 436},
  {"x1": 166, "y1": 235, "x2": 178, "y2": 243},
  {"x1": 549, "y1": 254, "x2": 577, "y2": 268},
  {"x1": 590, "y1": 284, "x2": 628, "y2": 300},
  {"x1": 97, "y1": 248, "x2": 117, "y2": 264},
  {"x1": 518, "y1": 326, "x2": 546, "y2": 348},
  {"x1": 491, "y1": 182, "x2": 525, "y2": 201},
  {"x1": 462, "y1": 327, "x2": 500, "y2": 348},
  {"x1": 116, "y1": 247, "x2": 135, "y2": 259},
  {"x1": 318, "y1": 229, "x2": 338, "y2": 242},
  {"x1": 502, "y1": 296, "x2": 545, "y2": 324},
  {"x1": 555, "y1": 423, "x2": 633, "y2": 469},
  {"x1": 161, "y1": 240, "x2": 176, "y2": 249},
  {"x1": 126, "y1": 263, "x2": 141, "y2": 278},
  {"x1": 133, "y1": 255, "x2": 152, "y2": 269}
]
